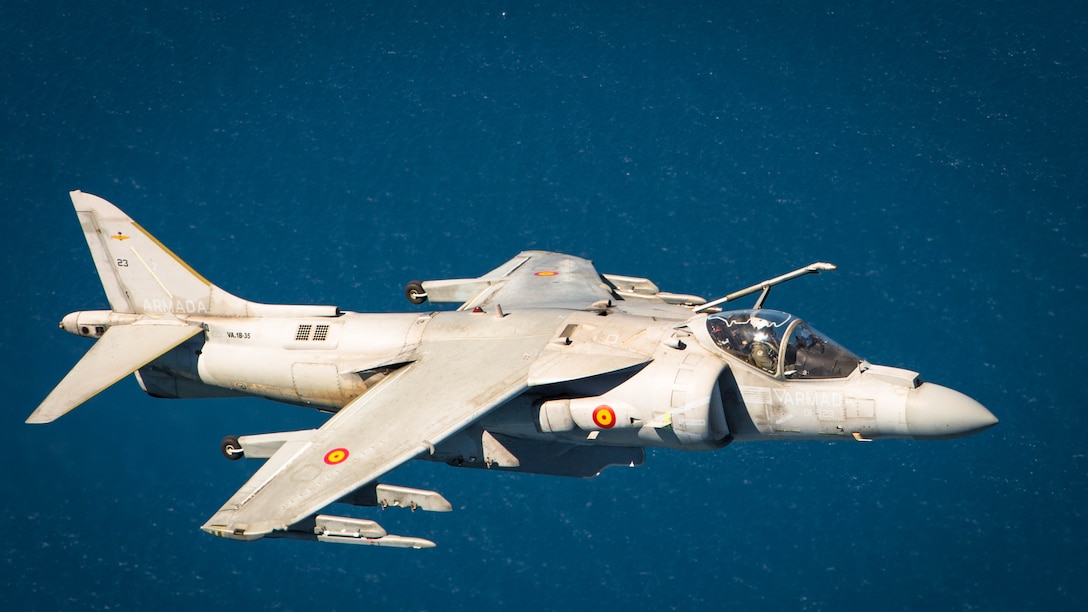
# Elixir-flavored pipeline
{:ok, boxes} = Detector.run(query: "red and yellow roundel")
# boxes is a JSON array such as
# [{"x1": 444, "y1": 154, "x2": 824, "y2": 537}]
[
  {"x1": 592, "y1": 405, "x2": 617, "y2": 429},
  {"x1": 324, "y1": 448, "x2": 350, "y2": 465},
  {"x1": 534, "y1": 271, "x2": 559, "y2": 277}
]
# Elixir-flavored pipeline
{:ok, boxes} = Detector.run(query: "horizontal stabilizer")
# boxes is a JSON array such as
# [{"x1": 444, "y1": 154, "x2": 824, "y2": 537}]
[{"x1": 27, "y1": 321, "x2": 202, "y2": 424}]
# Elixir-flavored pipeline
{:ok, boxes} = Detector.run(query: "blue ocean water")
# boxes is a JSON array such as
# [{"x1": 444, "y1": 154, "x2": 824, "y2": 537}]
[{"x1": 2, "y1": 0, "x2": 1084, "y2": 609}]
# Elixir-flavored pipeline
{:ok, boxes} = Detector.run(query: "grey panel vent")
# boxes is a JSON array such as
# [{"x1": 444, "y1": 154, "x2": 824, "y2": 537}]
[
  {"x1": 295, "y1": 324, "x2": 313, "y2": 341},
  {"x1": 313, "y1": 324, "x2": 330, "y2": 341}
]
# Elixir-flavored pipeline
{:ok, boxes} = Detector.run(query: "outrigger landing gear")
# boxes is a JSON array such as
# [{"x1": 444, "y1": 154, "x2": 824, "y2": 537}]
[
  {"x1": 221, "y1": 435, "x2": 244, "y2": 460},
  {"x1": 404, "y1": 281, "x2": 427, "y2": 304}
]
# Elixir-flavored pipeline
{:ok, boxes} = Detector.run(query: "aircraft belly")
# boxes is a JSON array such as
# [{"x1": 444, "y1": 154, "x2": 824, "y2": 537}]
[
  {"x1": 291, "y1": 362, "x2": 344, "y2": 406},
  {"x1": 198, "y1": 344, "x2": 298, "y2": 400}
]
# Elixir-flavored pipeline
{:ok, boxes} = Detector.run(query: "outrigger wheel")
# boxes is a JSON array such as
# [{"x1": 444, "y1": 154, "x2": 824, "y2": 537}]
[
  {"x1": 221, "y1": 435, "x2": 244, "y2": 460},
  {"x1": 405, "y1": 280, "x2": 427, "y2": 304}
]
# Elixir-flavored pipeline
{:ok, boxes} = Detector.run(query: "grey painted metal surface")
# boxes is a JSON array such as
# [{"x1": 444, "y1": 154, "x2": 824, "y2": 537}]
[{"x1": 27, "y1": 191, "x2": 998, "y2": 548}]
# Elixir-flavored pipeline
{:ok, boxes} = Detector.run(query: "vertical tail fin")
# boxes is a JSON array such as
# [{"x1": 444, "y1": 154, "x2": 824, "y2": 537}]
[
  {"x1": 72, "y1": 190, "x2": 253, "y2": 316},
  {"x1": 27, "y1": 192, "x2": 341, "y2": 424}
]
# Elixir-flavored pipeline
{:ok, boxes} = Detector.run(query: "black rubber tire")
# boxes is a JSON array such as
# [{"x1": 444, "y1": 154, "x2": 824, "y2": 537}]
[
  {"x1": 404, "y1": 280, "x2": 427, "y2": 304},
  {"x1": 221, "y1": 435, "x2": 243, "y2": 460}
]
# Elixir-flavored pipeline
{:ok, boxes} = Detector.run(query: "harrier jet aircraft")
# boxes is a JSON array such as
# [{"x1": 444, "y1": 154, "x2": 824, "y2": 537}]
[{"x1": 28, "y1": 191, "x2": 997, "y2": 549}]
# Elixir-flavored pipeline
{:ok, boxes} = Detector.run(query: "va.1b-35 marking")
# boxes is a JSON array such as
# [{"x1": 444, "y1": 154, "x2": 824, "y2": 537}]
[{"x1": 28, "y1": 191, "x2": 997, "y2": 549}]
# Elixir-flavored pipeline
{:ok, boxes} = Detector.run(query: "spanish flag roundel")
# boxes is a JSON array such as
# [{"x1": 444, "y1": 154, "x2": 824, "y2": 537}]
[
  {"x1": 324, "y1": 448, "x2": 350, "y2": 465},
  {"x1": 592, "y1": 405, "x2": 617, "y2": 429}
]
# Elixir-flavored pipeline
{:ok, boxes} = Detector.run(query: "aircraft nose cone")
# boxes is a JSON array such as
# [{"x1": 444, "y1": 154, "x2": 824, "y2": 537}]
[{"x1": 906, "y1": 383, "x2": 998, "y2": 439}]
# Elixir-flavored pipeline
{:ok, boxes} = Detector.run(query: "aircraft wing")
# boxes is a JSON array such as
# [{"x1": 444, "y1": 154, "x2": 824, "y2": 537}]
[
  {"x1": 201, "y1": 328, "x2": 552, "y2": 543},
  {"x1": 419, "y1": 250, "x2": 616, "y2": 311}
]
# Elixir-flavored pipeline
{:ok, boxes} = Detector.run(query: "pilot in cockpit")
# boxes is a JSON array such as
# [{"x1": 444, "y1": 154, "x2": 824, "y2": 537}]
[{"x1": 706, "y1": 311, "x2": 786, "y2": 375}]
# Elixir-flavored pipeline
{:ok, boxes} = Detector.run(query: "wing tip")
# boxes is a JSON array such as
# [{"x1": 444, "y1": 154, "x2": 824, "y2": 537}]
[
  {"x1": 26, "y1": 396, "x2": 78, "y2": 424},
  {"x1": 25, "y1": 412, "x2": 57, "y2": 425}
]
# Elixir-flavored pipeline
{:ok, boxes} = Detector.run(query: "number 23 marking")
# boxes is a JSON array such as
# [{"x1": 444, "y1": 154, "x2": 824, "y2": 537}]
[{"x1": 116, "y1": 258, "x2": 129, "y2": 267}]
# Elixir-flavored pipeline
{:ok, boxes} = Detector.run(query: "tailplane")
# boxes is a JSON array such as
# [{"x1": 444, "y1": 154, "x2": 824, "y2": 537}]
[{"x1": 26, "y1": 322, "x2": 202, "y2": 423}]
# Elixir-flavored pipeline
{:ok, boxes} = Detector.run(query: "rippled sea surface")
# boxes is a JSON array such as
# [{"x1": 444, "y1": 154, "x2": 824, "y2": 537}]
[{"x1": 2, "y1": 1, "x2": 1085, "y2": 609}]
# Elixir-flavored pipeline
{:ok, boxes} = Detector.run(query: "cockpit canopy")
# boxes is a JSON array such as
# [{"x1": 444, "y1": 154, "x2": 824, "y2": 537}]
[{"x1": 705, "y1": 309, "x2": 860, "y2": 379}]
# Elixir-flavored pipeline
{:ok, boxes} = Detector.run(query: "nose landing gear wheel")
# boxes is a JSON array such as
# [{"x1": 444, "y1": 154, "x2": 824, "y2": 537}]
[{"x1": 221, "y1": 435, "x2": 244, "y2": 460}]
